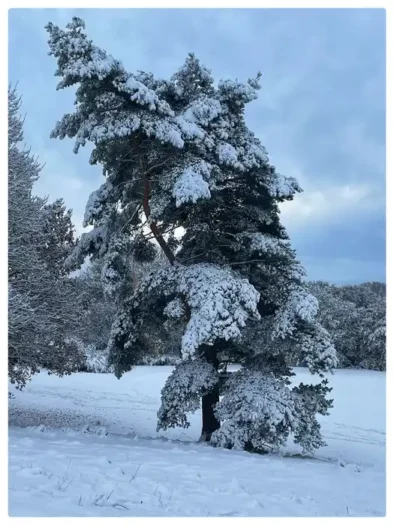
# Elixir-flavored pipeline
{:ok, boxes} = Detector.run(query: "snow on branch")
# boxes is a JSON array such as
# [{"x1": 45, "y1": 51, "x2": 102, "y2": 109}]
[
  {"x1": 173, "y1": 162, "x2": 212, "y2": 207},
  {"x1": 217, "y1": 143, "x2": 240, "y2": 167},
  {"x1": 239, "y1": 232, "x2": 290, "y2": 257},
  {"x1": 272, "y1": 287, "x2": 319, "y2": 339},
  {"x1": 65, "y1": 226, "x2": 108, "y2": 271},
  {"x1": 211, "y1": 369, "x2": 296, "y2": 452},
  {"x1": 163, "y1": 298, "x2": 185, "y2": 320},
  {"x1": 138, "y1": 263, "x2": 261, "y2": 358},
  {"x1": 183, "y1": 97, "x2": 222, "y2": 126},
  {"x1": 267, "y1": 172, "x2": 302, "y2": 200},
  {"x1": 46, "y1": 18, "x2": 118, "y2": 87},
  {"x1": 296, "y1": 324, "x2": 338, "y2": 374},
  {"x1": 218, "y1": 78, "x2": 260, "y2": 104},
  {"x1": 83, "y1": 181, "x2": 114, "y2": 227}
]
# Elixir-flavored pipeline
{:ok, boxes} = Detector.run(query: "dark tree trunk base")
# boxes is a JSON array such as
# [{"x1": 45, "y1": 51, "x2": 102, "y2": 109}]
[
  {"x1": 200, "y1": 382, "x2": 220, "y2": 442},
  {"x1": 199, "y1": 344, "x2": 221, "y2": 442}
]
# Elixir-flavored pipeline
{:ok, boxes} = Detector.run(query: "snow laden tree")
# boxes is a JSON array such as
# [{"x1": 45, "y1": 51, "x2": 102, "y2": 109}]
[
  {"x1": 38, "y1": 198, "x2": 76, "y2": 278},
  {"x1": 8, "y1": 86, "x2": 83, "y2": 388},
  {"x1": 47, "y1": 18, "x2": 337, "y2": 453}
]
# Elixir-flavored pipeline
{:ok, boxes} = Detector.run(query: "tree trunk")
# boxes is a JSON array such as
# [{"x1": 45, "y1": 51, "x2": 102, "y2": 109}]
[
  {"x1": 142, "y1": 174, "x2": 175, "y2": 265},
  {"x1": 199, "y1": 345, "x2": 220, "y2": 442},
  {"x1": 200, "y1": 381, "x2": 220, "y2": 442}
]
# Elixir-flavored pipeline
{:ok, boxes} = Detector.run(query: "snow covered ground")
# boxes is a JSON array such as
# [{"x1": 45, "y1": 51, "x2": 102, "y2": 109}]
[{"x1": 8, "y1": 366, "x2": 385, "y2": 517}]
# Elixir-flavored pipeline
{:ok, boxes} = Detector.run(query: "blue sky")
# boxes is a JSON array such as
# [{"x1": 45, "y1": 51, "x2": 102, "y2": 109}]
[{"x1": 8, "y1": 8, "x2": 386, "y2": 284}]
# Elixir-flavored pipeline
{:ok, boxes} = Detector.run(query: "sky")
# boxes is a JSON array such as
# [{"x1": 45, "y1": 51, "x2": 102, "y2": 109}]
[{"x1": 8, "y1": 8, "x2": 386, "y2": 284}]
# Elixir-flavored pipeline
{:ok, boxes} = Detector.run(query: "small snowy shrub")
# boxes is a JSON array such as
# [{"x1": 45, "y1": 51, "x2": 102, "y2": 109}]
[
  {"x1": 70, "y1": 339, "x2": 112, "y2": 373},
  {"x1": 84, "y1": 344, "x2": 112, "y2": 373}
]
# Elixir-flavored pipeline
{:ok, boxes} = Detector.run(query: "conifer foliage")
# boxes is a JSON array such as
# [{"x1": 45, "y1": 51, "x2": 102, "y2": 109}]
[
  {"x1": 8, "y1": 86, "x2": 83, "y2": 389},
  {"x1": 47, "y1": 18, "x2": 337, "y2": 453}
]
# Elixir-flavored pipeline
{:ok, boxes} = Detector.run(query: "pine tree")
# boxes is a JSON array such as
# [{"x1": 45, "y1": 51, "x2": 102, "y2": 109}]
[{"x1": 47, "y1": 18, "x2": 337, "y2": 453}]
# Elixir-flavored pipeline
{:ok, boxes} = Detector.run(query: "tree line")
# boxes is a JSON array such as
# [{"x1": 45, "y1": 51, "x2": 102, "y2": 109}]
[{"x1": 307, "y1": 280, "x2": 385, "y2": 371}]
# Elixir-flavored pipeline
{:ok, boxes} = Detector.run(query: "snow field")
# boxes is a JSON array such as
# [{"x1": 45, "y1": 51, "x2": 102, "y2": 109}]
[{"x1": 8, "y1": 366, "x2": 385, "y2": 517}]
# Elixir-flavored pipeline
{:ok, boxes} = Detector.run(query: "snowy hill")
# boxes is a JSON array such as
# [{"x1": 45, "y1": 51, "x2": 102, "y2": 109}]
[{"x1": 8, "y1": 367, "x2": 385, "y2": 517}]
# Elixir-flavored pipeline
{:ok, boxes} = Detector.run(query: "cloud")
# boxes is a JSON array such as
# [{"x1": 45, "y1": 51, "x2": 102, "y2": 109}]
[{"x1": 280, "y1": 182, "x2": 382, "y2": 226}]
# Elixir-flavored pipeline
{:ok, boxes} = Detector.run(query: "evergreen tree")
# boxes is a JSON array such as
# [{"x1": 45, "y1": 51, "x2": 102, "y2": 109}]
[
  {"x1": 39, "y1": 198, "x2": 76, "y2": 278},
  {"x1": 8, "y1": 86, "x2": 83, "y2": 388},
  {"x1": 47, "y1": 18, "x2": 337, "y2": 453}
]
